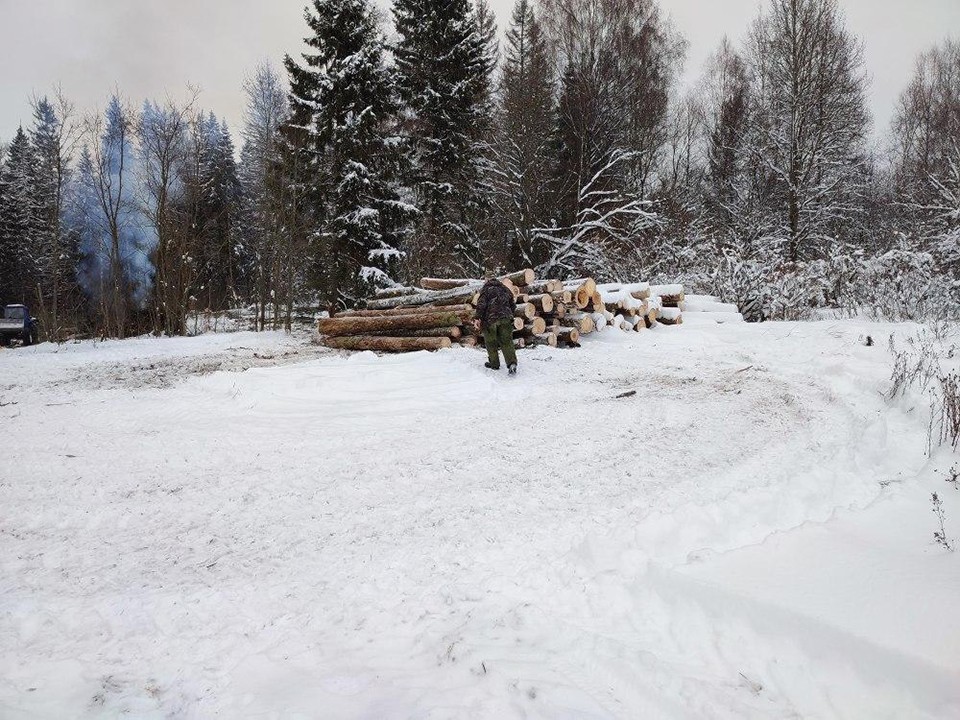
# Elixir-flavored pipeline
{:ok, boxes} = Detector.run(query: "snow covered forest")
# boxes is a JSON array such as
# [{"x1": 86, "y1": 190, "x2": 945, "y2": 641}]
[{"x1": 0, "y1": 0, "x2": 957, "y2": 340}]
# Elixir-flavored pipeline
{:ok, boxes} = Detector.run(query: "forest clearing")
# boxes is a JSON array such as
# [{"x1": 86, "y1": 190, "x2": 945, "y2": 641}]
[{"x1": 1, "y1": 318, "x2": 958, "y2": 718}]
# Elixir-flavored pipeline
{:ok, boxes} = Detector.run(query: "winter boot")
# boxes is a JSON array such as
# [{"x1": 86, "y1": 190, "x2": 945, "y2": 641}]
[
  {"x1": 508, "y1": 363, "x2": 517, "y2": 375},
  {"x1": 485, "y1": 362, "x2": 500, "y2": 371}
]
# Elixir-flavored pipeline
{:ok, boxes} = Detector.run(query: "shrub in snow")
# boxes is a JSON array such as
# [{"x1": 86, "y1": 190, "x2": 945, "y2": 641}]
[
  {"x1": 888, "y1": 325, "x2": 960, "y2": 452},
  {"x1": 931, "y1": 493, "x2": 953, "y2": 551}
]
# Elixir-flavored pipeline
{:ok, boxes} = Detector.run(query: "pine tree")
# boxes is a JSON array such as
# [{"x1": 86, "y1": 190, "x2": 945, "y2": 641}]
[
  {"x1": 189, "y1": 114, "x2": 242, "y2": 311},
  {"x1": 393, "y1": 0, "x2": 496, "y2": 277},
  {"x1": 286, "y1": 0, "x2": 413, "y2": 308},
  {"x1": 747, "y1": 0, "x2": 871, "y2": 262}
]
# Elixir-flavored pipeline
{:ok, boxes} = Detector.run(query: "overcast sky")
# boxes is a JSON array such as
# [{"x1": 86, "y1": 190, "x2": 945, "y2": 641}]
[{"x1": 1, "y1": 0, "x2": 958, "y2": 146}]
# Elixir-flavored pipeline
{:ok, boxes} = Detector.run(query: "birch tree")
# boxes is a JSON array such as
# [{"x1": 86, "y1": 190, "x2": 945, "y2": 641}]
[{"x1": 746, "y1": 0, "x2": 871, "y2": 262}]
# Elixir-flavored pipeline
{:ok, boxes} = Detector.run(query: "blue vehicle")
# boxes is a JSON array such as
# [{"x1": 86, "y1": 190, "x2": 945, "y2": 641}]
[{"x1": 0, "y1": 304, "x2": 39, "y2": 347}]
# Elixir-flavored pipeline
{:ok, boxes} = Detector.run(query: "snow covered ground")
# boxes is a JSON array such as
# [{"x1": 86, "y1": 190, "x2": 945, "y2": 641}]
[{"x1": 1, "y1": 320, "x2": 958, "y2": 719}]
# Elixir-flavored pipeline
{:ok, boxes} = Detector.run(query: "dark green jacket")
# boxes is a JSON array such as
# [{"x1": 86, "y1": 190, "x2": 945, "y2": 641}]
[{"x1": 475, "y1": 279, "x2": 514, "y2": 329}]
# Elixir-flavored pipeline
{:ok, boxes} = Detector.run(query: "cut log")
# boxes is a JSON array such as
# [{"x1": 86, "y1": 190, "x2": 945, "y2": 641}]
[
  {"x1": 321, "y1": 335, "x2": 452, "y2": 352},
  {"x1": 563, "y1": 313, "x2": 595, "y2": 334},
  {"x1": 591, "y1": 312, "x2": 607, "y2": 332},
  {"x1": 515, "y1": 317, "x2": 547, "y2": 335},
  {"x1": 374, "y1": 285, "x2": 424, "y2": 299},
  {"x1": 461, "y1": 335, "x2": 478, "y2": 348},
  {"x1": 658, "y1": 307, "x2": 683, "y2": 325},
  {"x1": 549, "y1": 303, "x2": 567, "y2": 319},
  {"x1": 501, "y1": 268, "x2": 536, "y2": 287},
  {"x1": 525, "y1": 279, "x2": 563, "y2": 295},
  {"x1": 645, "y1": 308, "x2": 659, "y2": 328},
  {"x1": 419, "y1": 277, "x2": 482, "y2": 291},
  {"x1": 365, "y1": 285, "x2": 479, "y2": 310},
  {"x1": 515, "y1": 337, "x2": 526, "y2": 349},
  {"x1": 555, "y1": 328, "x2": 580, "y2": 345},
  {"x1": 367, "y1": 326, "x2": 462, "y2": 339},
  {"x1": 528, "y1": 332, "x2": 558, "y2": 347},
  {"x1": 563, "y1": 278, "x2": 597, "y2": 309},
  {"x1": 318, "y1": 309, "x2": 473, "y2": 337},
  {"x1": 336, "y1": 303, "x2": 473, "y2": 319},
  {"x1": 564, "y1": 277, "x2": 597, "y2": 294},
  {"x1": 513, "y1": 316, "x2": 525, "y2": 331},
  {"x1": 515, "y1": 302, "x2": 537, "y2": 320},
  {"x1": 527, "y1": 293, "x2": 554, "y2": 313},
  {"x1": 501, "y1": 278, "x2": 521, "y2": 300}
]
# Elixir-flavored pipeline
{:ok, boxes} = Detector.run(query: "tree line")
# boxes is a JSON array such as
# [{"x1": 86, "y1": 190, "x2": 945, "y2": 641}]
[{"x1": 0, "y1": 0, "x2": 957, "y2": 338}]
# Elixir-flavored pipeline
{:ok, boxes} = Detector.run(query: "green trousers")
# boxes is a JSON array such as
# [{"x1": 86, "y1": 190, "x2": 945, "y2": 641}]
[{"x1": 482, "y1": 318, "x2": 518, "y2": 369}]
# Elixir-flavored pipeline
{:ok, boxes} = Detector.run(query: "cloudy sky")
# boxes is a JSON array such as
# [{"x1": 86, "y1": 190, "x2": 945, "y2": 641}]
[{"x1": 1, "y1": 0, "x2": 958, "y2": 145}]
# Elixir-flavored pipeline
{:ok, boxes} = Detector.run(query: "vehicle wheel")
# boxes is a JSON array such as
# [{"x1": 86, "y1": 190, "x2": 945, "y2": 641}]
[{"x1": 22, "y1": 332, "x2": 32, "y2": 347}]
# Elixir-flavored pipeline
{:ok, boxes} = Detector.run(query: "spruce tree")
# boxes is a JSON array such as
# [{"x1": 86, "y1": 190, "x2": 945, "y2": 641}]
[
  {"x1": 0, "y1": 128, "x2": 42, "y2": 305},
  {"x1": 286, "y1": 0, "x2": 412, "y2": 308},
  {"x1": 393, "y1": 0, "x2": 496, "y2": 277},
  {"x1": 30, "y1": 97, "x2": 81, "y2": 337}
]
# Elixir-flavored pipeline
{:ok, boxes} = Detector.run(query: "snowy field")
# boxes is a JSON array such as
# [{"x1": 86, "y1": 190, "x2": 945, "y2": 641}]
[{"x1": 1, "y1": 320, "x2": 959, "y2": 719}]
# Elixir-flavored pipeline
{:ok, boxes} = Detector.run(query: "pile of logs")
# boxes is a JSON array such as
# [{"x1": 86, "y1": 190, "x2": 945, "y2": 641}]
[{"x1": 317, "y1": 270, "x2": 685, "y2": 352}]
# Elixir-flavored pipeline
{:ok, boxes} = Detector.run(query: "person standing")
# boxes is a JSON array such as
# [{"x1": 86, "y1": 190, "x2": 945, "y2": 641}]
[{"x1": 473, "y1": 275, "x2": 518, "y2": 374}]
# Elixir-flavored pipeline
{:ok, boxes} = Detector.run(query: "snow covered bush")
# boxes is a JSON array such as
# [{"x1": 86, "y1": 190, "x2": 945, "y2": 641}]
[
  {"x1": 836, "y1": 249, "x2": 960, "y2": 322},
  {"x1": 889, "y1": 324, "x2": 960, "y2": 452}
]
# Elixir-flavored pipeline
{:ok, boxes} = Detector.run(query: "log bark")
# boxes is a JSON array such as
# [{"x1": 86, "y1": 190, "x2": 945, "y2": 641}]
[
  {"x1": 318, "y1": 309, "x2": 473, "y2": 337},
  {"x1": 322, "y1": 335, "x2": 452, "y2": 352},
  {"x1": 374, "y1": 286, "x2": 424, "y2": 299},
  {"x1": 419, "y1": 268, "x2": 533, "y2": 291},
  {"x1": 525, "y1": 280, "x2": 562, "y2": 295},
  {"x1": 367, "y1": 326, "x2": 462, "y2": 339},
  {"x1": 419, "y1": 277, "x2": 483, "y2": 291},
  {"x1": 365, "y1": 285, "x2": 478, "y2": 310},
  {"x1": 336, "y1": 303, "x2": 473, "y2": 319}
]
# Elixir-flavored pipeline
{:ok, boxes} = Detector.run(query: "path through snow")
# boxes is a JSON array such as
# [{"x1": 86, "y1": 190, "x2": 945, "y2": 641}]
[{"x1": 1, "y1": 321, "x2": 957, "y2": 718}]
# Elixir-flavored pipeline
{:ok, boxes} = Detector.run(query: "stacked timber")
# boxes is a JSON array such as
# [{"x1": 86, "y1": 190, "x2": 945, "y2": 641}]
[
  {"x1": 317, "y1": 270, "x2": 598, "y2": 352},
  {"x1": 316, "y1": 272, "x2": 690, "y2": 352}
]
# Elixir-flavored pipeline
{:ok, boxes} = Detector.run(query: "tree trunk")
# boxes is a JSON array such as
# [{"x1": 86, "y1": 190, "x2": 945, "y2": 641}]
[
  {"x1": 365, "y1": 285, "x2": 480, "y2": 310},
  {"x1": 322, "y1": 335, "x2": 453, "y2": 352},
  {"x1": 366, "y1": 326, "x2": 463, "y2": 339},
  {"x1": 375, "y1": 285, "x2": 424, "y2": 298},
  {"x1": 318, "y1": 309, "x2": 474, "y2": 337},
  {"x1": 335, "y1": 303, "x2": 474, "y2": 318}
]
